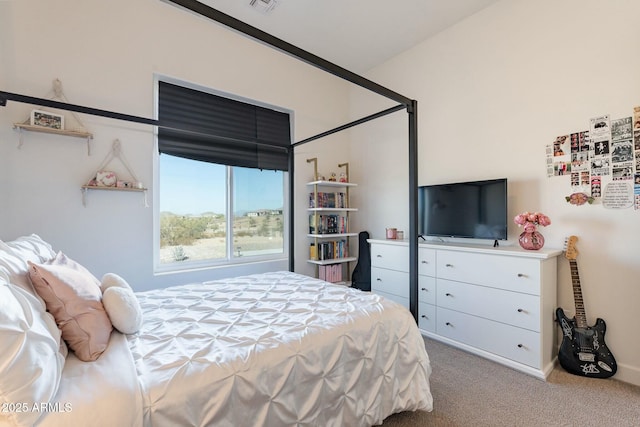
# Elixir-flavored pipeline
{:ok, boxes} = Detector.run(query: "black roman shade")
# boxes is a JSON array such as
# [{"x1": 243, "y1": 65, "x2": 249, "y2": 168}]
[{"x1": 158, "y1": 81, "x2": 291, "y2": 171}]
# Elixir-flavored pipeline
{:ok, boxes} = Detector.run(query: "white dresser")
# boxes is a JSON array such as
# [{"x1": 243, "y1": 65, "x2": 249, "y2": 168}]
[{"x1": 368, "y1": 239, "x2": 561, "y2": 379}]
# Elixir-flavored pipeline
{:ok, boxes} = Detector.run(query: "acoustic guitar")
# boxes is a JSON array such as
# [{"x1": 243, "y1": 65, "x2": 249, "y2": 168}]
[{"x1": 556, "y1": 236, "x2": 617, "y2": 378}]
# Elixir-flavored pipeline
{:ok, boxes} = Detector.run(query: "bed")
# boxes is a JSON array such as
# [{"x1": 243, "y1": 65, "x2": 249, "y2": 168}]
[{"x1": 0, "y1": 235, "x2": 432, "y2": 427}]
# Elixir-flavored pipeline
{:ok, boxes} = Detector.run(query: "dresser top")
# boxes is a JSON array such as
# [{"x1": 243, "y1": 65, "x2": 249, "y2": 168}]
[{"x1": 367, "y1": 238, "x2": 562, "y2": 259}]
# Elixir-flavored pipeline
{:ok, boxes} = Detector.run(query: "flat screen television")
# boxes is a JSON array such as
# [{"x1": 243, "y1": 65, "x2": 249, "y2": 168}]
[{"x1": 418, "y1": 178, "x2": 507, "y2": 241}]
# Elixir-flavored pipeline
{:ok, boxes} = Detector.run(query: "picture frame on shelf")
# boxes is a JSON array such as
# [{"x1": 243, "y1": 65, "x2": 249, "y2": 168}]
[{"x1": 30, "y1": 109, "x2": 64, "y2": 130}]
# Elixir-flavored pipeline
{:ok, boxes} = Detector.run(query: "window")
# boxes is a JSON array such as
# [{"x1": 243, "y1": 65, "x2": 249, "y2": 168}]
[
  {"x1": 156, "y1": 79, "x2": 290, "y2": 270},
  {"x1": 158, "y1": 155, "x2": 285, "y2": 267}
]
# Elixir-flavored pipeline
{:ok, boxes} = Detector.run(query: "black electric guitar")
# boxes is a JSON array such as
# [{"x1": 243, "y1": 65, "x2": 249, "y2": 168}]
[{"x1": 556, "y1": 236, "x2": 617, "y2": 378}]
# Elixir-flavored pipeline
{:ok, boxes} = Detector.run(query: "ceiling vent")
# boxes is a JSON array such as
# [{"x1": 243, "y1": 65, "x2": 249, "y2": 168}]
[{"x1": 249, "y1": 0, "x2": 279, "y2": 14}]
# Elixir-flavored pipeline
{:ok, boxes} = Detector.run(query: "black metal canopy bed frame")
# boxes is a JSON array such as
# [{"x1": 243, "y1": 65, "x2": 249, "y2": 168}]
[{"x1": 0, "y1": 0, "x2": 420, "y2": 321}]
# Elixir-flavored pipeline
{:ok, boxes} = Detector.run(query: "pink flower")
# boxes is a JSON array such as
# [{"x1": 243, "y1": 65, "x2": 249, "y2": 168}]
[
  {"x1": 513, "y1": 211, "x2": 551, "y2": 228},
  {"x1": 513, "y1": 214, "x2": 527, "y2": 226}
]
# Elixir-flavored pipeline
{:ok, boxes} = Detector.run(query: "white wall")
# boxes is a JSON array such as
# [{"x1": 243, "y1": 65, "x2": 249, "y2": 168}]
[
  {"x1": 350, "y1": 0, "x2": 640, "y2": 386},
  {"x1": 0, "y1": 0, "x2": 352, "y2": 290}
]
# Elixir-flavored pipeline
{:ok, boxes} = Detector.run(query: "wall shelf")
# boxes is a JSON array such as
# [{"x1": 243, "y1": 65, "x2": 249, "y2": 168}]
[
  {"x1": 14, "y1": 123, "x2": 93, "y2": 139},
  {"x1": 81, "y1": 185, "x2": 148, "y2": 207},
  {"x1": 81, "y1": 185, "x2": 146, "y2": 192},
  {"x1": 13, "y1": 123, "x2": 94, "y2": 155}
]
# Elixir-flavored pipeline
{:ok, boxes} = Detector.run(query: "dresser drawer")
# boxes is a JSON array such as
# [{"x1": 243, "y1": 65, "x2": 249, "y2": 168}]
[
  {"x1": 418, "y1": 247, "x2": 436, "y2": 276},
  {"x1": 418, "y1": 275, "x2": 436, "y2": 305},
  {"x1": 436, "y1": 307, "x2": 541, "y2": 368},
  {"x1": 371, "y1": 244, "x2": 409, "y2": 271},
  {"x1": 418, "y1": 302, "x2": 436, "y2": 333},
  {"x1": 374, "y1": 289, "x2": 409, "y2": 309},
  {"x1": 437, "y1": 250, "x2": 541, "y2": 295},
  {"x1": 371, "y1": 267, "x2": 409, "y2": 299},
  {"x1": 437, "y1": 279, "x2": 541, "y2": 332}
]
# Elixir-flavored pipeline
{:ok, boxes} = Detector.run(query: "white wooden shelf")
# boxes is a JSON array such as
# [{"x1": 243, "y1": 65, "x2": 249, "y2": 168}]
[
  {"x1": 307, "y1": 257, "x2": 358, "y2": 266},
  {"x1": 308, "y1": 233, "x2": 358, "y2": 238},
  {"x1": 306, "y1": 180, "x2": 357, "y2": 187},
  {"x1": 308, "y1": 207, "x2": 358, "y2": 212}
]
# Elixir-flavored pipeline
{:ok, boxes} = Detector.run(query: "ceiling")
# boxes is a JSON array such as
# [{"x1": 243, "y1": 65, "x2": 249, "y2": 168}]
[{"x1": 196, "y1": 0, "x2": 502, "y2": 73}]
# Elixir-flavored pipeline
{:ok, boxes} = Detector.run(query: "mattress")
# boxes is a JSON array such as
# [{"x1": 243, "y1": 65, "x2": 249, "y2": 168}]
[{"x1": 127, "y1": 271, "x2": 432, "y2": 427}]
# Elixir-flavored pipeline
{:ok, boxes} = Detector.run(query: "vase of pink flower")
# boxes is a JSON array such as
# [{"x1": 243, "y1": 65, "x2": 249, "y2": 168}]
[{"x1": 513, "y1": 211, "x2": 551, "y2": 250}]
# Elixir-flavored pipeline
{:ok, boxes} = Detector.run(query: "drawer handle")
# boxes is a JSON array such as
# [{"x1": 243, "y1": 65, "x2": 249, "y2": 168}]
[
  {"x1": 445, "y1": 322, "x2": 453, "y2": 327},
  {"x1": 376, "y1": 278, "x2": 382, "y2": 281},
  {"x1": 376, "y1": 254, "x2": 382, "y2": 258},
  {"x1": 517, "y1": 308, "x2": 525, "y2": 313},
  {"x1": 445, "y1": 263, "x2": 454, "y2": 267},
  {"x1": 445, "y1": 293, "x2": 453, "y2": 297},
  {"x1": 421, "y1": 260, "x2": 429, "y2": 264},
  {"x1": 517, "y1": 344, "x2": 524, "y2": 348},
  {"x1": 421, "y1": 287, "x2": 428, "y2": 292},
  {"x1": 421, "y1": 315, "x2": 428, "y2": 319},
  {"x1": 517, "y1": 273, "x2": 527, "y2": 278}
]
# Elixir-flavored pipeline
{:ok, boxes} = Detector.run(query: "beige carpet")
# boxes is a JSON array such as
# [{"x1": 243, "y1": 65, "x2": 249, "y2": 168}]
[{"x1": 382, "y1": 337, "x2": 640, "y2": 426}]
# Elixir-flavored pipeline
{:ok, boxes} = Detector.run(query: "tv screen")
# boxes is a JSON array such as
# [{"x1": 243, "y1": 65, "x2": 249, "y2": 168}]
[{"x1": 418, "y1": 178, "x2": 507, "y2": 240}]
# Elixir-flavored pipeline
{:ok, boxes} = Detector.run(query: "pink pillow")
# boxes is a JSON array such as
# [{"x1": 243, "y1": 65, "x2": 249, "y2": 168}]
[{"x1": 28, "y1": 252, "x2": 112, "y2": 361}]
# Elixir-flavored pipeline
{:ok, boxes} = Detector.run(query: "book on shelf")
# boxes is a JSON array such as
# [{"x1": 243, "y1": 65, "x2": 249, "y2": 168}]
[
  {"x1": 308, "y1": 192, "x2": 347, "y2": 208},
  {"x1": 316, "y1": 240, "x2": 348, "y2": 260},
  {"x1": 308, "y1": 214, "x2": 347, "y2": 234}
]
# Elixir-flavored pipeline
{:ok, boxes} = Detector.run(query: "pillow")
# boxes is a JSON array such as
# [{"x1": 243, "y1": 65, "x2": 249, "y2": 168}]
[
  {"x1": 100, "y1": 272, "x2": 134, "y2": 293},
  {"x1": 0, "y1": 235, "x2": 67, "y2": 359},
  {"x1": 28, "y1": 252, "x2": 112, "y2": 362},
  {"x1": 0, "y1": 234, "x2": 56, "y2": 301},
  {"x1": 0, "y1": 272, "x2": 65, "y2": 427},
  {"x1": 3, "y1": 234, "x2": 57, "y2": 263},
  {"x1": 102, "y1": 287, "x2": 143, "y2": 334}
]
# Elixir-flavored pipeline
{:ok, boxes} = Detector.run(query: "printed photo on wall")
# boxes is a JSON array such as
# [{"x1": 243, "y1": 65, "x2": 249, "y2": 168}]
[
  {"x1": 571, "y1": 151, "x2": 590, "y2": 171},
  {"x1": 590, "y1": 114, "x2": 611, "y2": 138},
  {"x1": 570, "y1": 131, "x2": 590, "y2": 153},
  {"x1": 633, "y1": 106, "x2": 640, "y2": 130},
  {"x1": 591, "y1": 176, "x2": 602, "y2": 198},
  {"x1": 591, "y1": 157, "x2": 610, "y2": 176},
  {"x1": 611, "y1": 117, "x2": 632, "y2": 142},
  {"x1": 611, "y1": 140, "x2": 634, "y2": 164},
  {"x1": 613, "y1": 165, "x2": 633, "y2": 180},
  {"x1": 593, "y1": 140, "x2": 610, "y2": 156},
  {"x1": 553, "y1": 135, "x2": 570, "y2": 157}
]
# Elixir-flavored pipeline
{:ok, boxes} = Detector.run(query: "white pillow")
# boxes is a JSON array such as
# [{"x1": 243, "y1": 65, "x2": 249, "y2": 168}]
[
  {"x1": 0, "y1": 235, "x2": 68, "y2": 359},
  {"x1": 100, "y1": 272, "x2": 134, "y2": 293},
  {"x1": 0, "y1": 272, "x2": 65, "y2": 427},
  {"x1": 102, "y1": 287, "x2": 143, "y2": 334}
]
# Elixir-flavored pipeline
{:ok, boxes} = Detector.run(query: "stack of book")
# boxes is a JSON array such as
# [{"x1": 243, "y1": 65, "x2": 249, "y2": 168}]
[
  {"x1": 309, "y1": 240, "x2": 348, "y2": 261},
  {"x1": 318, "y1": 264, "x2": 343, "y2": 283},
  {"x1": 309, "y1": 215, "x2": 347, "y2": 234}
]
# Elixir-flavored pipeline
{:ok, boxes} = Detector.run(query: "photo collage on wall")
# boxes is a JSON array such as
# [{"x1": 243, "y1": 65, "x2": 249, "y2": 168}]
[{"x1": 546, "y1": 107, "x2": 640, "y2": 210}]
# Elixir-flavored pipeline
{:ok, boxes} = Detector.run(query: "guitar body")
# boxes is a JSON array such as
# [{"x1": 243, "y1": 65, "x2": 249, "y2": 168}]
[{"x1": 556, "y1": 307, "x2": 617, "y2": 378}]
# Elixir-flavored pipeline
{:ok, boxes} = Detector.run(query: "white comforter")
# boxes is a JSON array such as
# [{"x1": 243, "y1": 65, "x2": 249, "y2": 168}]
[
  {"x1": 39, "y1": 271, "x2": 431, "y2": 427},
  {"x1": 128, "y1": 271, "x2": 432, "y2": 427},
  {"x1": 37, "y1": 332, "x2": 144, "y2": 427}
]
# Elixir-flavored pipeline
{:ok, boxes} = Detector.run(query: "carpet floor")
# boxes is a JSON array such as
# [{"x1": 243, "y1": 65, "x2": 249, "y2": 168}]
[{"x1": 381, "y1": 337, "x2": 640, "y2": 426}]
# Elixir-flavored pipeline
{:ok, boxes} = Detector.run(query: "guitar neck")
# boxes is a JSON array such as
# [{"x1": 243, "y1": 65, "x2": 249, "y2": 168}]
[{"x1": 569, "y1": 259, "x2": 588, "y2": 328}]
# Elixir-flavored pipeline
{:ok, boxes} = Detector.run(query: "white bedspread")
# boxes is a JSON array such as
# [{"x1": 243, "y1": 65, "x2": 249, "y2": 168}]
[
  {"x1": 38, "y1": 332, "x2": 144, "y2": 427},
  {"x1": 127, "y1": 271, "x2": 432, "y2": 427}
]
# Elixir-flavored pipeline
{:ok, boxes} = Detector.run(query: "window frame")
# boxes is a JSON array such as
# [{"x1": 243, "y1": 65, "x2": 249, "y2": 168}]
[{"x1": 153, "y1": 75, "x2": 291, "y2": 275}]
